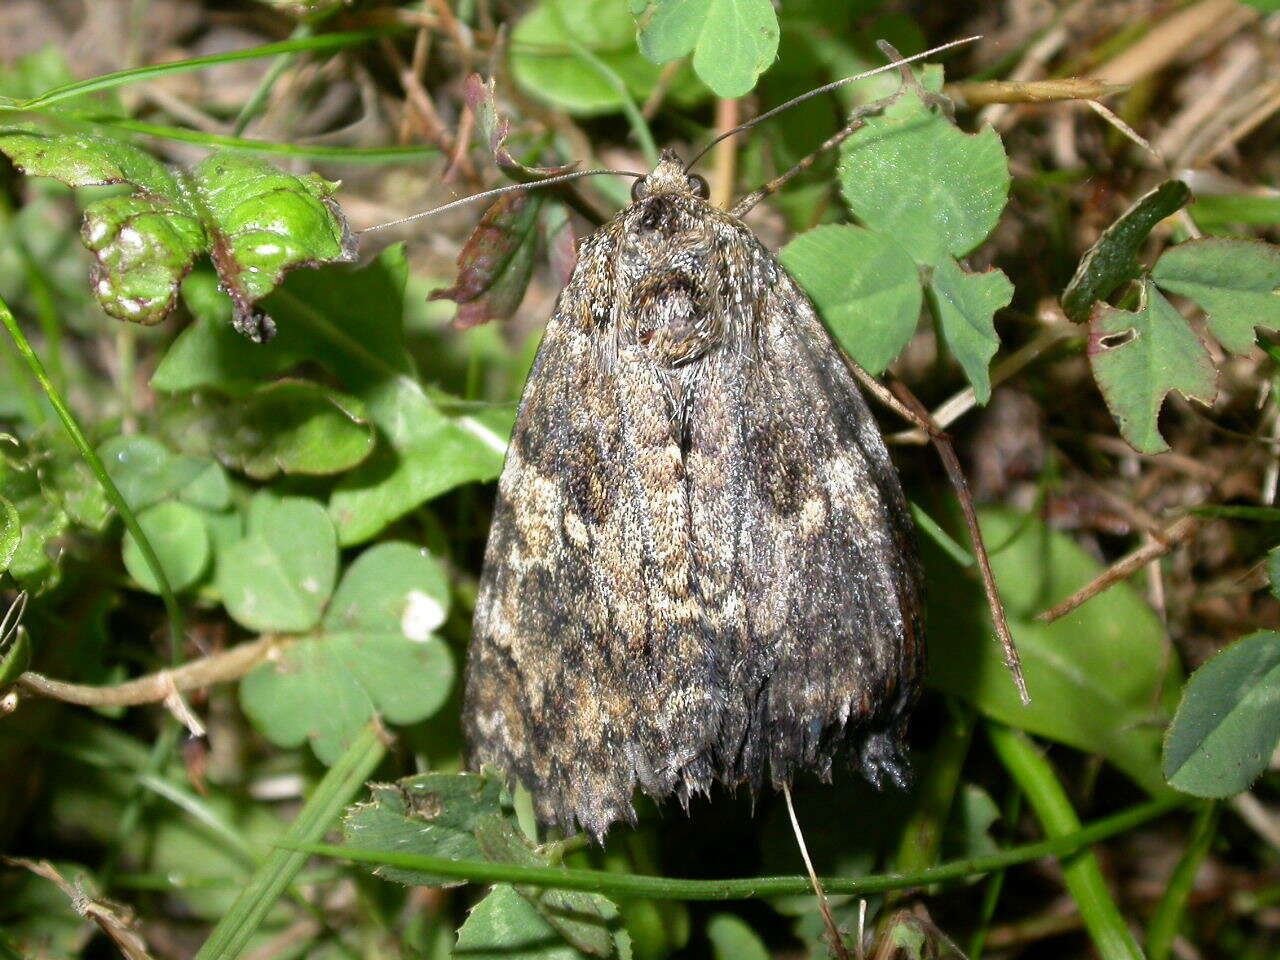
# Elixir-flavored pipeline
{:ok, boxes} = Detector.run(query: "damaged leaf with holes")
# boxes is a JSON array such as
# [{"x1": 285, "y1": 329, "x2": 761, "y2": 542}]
[
  {"x1": 1088, "y1": 280, "x2": 1217, "y2": 454},
  {"x1": 0, "y1": 132, "x2": 355, "y2": 338}
]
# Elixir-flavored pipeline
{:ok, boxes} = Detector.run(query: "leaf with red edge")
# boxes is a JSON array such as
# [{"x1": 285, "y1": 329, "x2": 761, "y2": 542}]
[
  {"x1": 430, "y1": 193, "x2": 543, "y2": 329},
  {"x1": 464, "y1": 73, "x2": 578, "y2": 178}
]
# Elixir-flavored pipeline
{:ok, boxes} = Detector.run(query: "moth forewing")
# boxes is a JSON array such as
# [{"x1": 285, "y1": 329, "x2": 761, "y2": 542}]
[{"x1": 463, "y1": 150, "x2": 924, "y2": 841}]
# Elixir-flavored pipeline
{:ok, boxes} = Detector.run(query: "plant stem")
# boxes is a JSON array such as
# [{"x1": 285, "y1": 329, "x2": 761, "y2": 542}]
[
  {"x1": 0, "y1": 297, "x2": 186, "y2": 661},
  {"x1": 889, "y1": 699, "x2": 974, "y2": 887},
  {"x1": 195, "y1": 721, "x2": 387, "y2": 960},
  {"x1": 18, "y1": 30, "x2": 399, "y2": 109},
  {"x1": 986, "y1": 721, "x2": 1146, "y2": 960},
  {"x1": 285, "y1": 794, "x2": 1183, "y2": 902},
  {"x1": 232, "y1": 22, "x2": 314, "y2": 136},
  {"x1": 1146, "y1": 800, "x2": 1218, "y2": 960},
  {"x1": 967, "y1": 787, "x2": 1022, "y2": 959}
]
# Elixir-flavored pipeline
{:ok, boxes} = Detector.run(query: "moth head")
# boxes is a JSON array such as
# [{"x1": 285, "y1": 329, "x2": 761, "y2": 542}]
[{"x1": 631, "y1": 149, "x2": 710, "y2": 202}]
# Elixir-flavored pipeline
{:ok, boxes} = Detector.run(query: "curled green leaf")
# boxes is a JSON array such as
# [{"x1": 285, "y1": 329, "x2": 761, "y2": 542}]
[
  {"x1": 1061, "y1": 180, "x2": 1191, "y2": 323},
  {"x1": 0, "y1": 132, "x2": 356, "y2": 338}
]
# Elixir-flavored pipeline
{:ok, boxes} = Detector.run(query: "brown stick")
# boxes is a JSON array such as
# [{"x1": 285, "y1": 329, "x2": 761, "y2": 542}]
[
  {"x1": 888, "y1": 382, "x2": 1031, "y2": 705},
  {"x1": 1036, "y1": 516, "x2": 1202, "y2": 623},
  {"x1": 783, "y1": 785, "x2": 852, "y2": 960},
  {"x1": 710, "y1": 97, "x2": 740, "y2": 211},
  {"x1": 16, "y1": 635, "x2": 285, "y2": 708}
]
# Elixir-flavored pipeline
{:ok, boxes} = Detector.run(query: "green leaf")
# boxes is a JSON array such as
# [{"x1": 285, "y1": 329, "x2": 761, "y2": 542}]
[
  {"x1": 151, "y1": 272, "x2": 307, "y2": 392},
  {"x1": 0, "y1": 132, "x2": 355, "y2": 334},
  {"x1": 1269, "y1": 546, "x2": 1279, "y2": 601},
  {"x1": 925, "y1": 508, "x2": 1181, "y2": 796},
  {"x1": 706, "y1": 914, "x2": 770, "y2": 960},
  {"x1": 1151, "y1": 237, "x2": 1280, "y2": 355},
  {"x1": 0, "y1": 624, "x2": 31, "y2": 688},
  {"x1": 97, "y1": 434, "x2": 206, "y2": 511},
  {"x1": 1061, "y1": 180, "x2": 1191, "y2": 322},
  {"x1": 178, "y1": 461, "x2": 232, "y2": 511},
  {"x1": 218, "y1": 492, "x2": 337, "y2": 633},
  {"x1": 122, "y1": 500, "x2": 211, "y2": 594},
  {"x1": 1088, "y1": 281, "x2": 1217, "y2": 455},
  {"x1": 0, "y1": 493, "x2": 18, "y2": 572},
  {"x1": 472, "y1": 817, "x2": 629, "y2": 959},
  {"x1": 208, "y1": 380, "x2": 375, "y2": 480},
  {"x1": 926, "y1": 259, "x2": 1013, "y2": 404},
  {"x1": 1163, "y1": 631, "x2": 1280, "y2": 797},
  {"x1": 780, "y1": 224, "x2": 922, "y2": 374},
  {"x1": 636, "y1": 0, "x2": 779, "y2": 98},
  {"x1": 511, "y1": 0, "x2": 706, "y2": 116},
  {"x1": 342, "y1": 772, "x2": 506, "y2": 887},
  {"x1": 456, "y1": 885, "x2": 593, "y2": 960},
  {"x1": 839, "y1": 89, "x2": 1009, "y2": 266},
  {"x1": 324, "y1": 541, "x2": 450, "y2": 637},
  {"x1": 0, "y1": 455, "x2": 69, "y2": 589},
  {"x1": 239, "y1": 541, "x2": 454, "y2": 763}
]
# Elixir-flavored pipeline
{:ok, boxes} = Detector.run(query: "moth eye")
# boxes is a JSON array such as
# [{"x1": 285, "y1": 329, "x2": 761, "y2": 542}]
[
  {"x1": 688, "y1": 174, "x2": 710, "y2": 200},
  {"x1": 630, "y1": 177, "x2": 649, "y2": 201}
]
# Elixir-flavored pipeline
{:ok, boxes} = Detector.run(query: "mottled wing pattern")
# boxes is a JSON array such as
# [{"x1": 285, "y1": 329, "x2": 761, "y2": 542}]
[
  {"x1": 464, "y1": 227, "x2": 719, "y2": 839},
  {"x1": 685, "y1": 222, "x2": 924, "y2": 791}
]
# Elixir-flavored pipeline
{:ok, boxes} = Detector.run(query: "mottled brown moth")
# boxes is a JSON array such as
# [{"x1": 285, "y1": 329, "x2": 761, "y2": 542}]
[{"x1": 455, "y1": 44, "x2": 982, "y2": 842}]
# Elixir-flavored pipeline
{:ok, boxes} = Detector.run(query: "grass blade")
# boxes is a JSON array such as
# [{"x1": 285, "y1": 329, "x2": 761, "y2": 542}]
[{"x1": 194, "y1": 721, "x2": 386, "y2": 960}]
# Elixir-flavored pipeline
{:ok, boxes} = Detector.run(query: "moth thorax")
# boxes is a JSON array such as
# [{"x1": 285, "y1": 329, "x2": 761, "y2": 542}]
[{"x1": 627, "y1": 266, "x2": 721, "y2": 367}]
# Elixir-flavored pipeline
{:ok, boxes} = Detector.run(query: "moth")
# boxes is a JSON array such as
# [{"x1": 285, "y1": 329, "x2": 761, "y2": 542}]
[{"x1": 462, "y1": 146, "x2": 925, "y2": 841}]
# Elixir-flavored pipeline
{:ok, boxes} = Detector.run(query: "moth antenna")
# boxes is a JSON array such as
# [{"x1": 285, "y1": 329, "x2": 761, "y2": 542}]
[
  {"x1": 360, "y1": 169, "x2": 644, "y2": 234},
  {"x1": 783, "y1": 784, "x2": 852, "y2": 960},
  {"x1": 684, "y1": 34, "x2": 980, "y2": 173},
  {"x1": 729, "y1": 37, "x2": 977, "y2": 217}
]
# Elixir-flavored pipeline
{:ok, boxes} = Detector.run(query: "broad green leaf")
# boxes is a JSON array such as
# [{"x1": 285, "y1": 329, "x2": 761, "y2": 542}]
[
  {"x1": 1151, "y1": 237, "x2": 1280, "y2": 355},
  {"x1": 1088, "y1": 281, "x2": 1217, "y2": 454},
  {"x1": 206, "y1": 381, "x2": 375, "y2": 480},
  {"x1": 0, "y1": 132, "x2": 354, "y2": 334},
  {"x1": 151, "y1": 271, "x2": 307, "y2": 392},
  {"x1": 122, "y1": 500, "x2": 211, "y2": 594},
  {"x1": 472, "y1": 817, "x2": 629, "y2": 959},
  {"x1": 926, "y1": 259, "x2": 1013, "y2": 404},
  {"x1": 97, "y1": 434, "x2": 206, "y2": 511},
  {"x1": 511, "y1": 0, "x2": 705, "y2": 116},
  {"x1": 324, "y1": 541, "x2": 449, "y2": 637},
  {"x1": 839, "y1": 89, "x2": 1009, "y2": 266},
  {"x1": 240, "y1": 541, "x2": 454, "y2": 763},
  {"x1": 342, "y1": 772, "x2": 505, "y2": 887},
  {"x1": 926, "y1": 508, "x2": 1181, "y2": 796},
  {"x1": 218, "y1": 492, "x2": 337, "y2": 632},
  {"x1": 455, "y1": 885, "x2": 591, "y2": 960},
  {"x1": 707, "y1": 914, "x2": 770, "y2": 960},
  {"x1": 637, "y1": 0, "x2": 779, "y2": 98},
  {"x1": 239, "y1": 627, "x2": 453, "y2": 763},
  {"x1": 1163, "y1": 630, "x2": 1280, "y2": 797},
  {"x1": 780, "y1": 224, "x2": 922, "y2": 374},
  {"x1": 1061, "y1": 180, "x2": 1190, "y2": 322},
  {"x1": 0, "y1": 493, "x2": 18, "y2": 571},
  {"x1": 178, "y1": 461, "x2": 232, "y2": 511}
]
